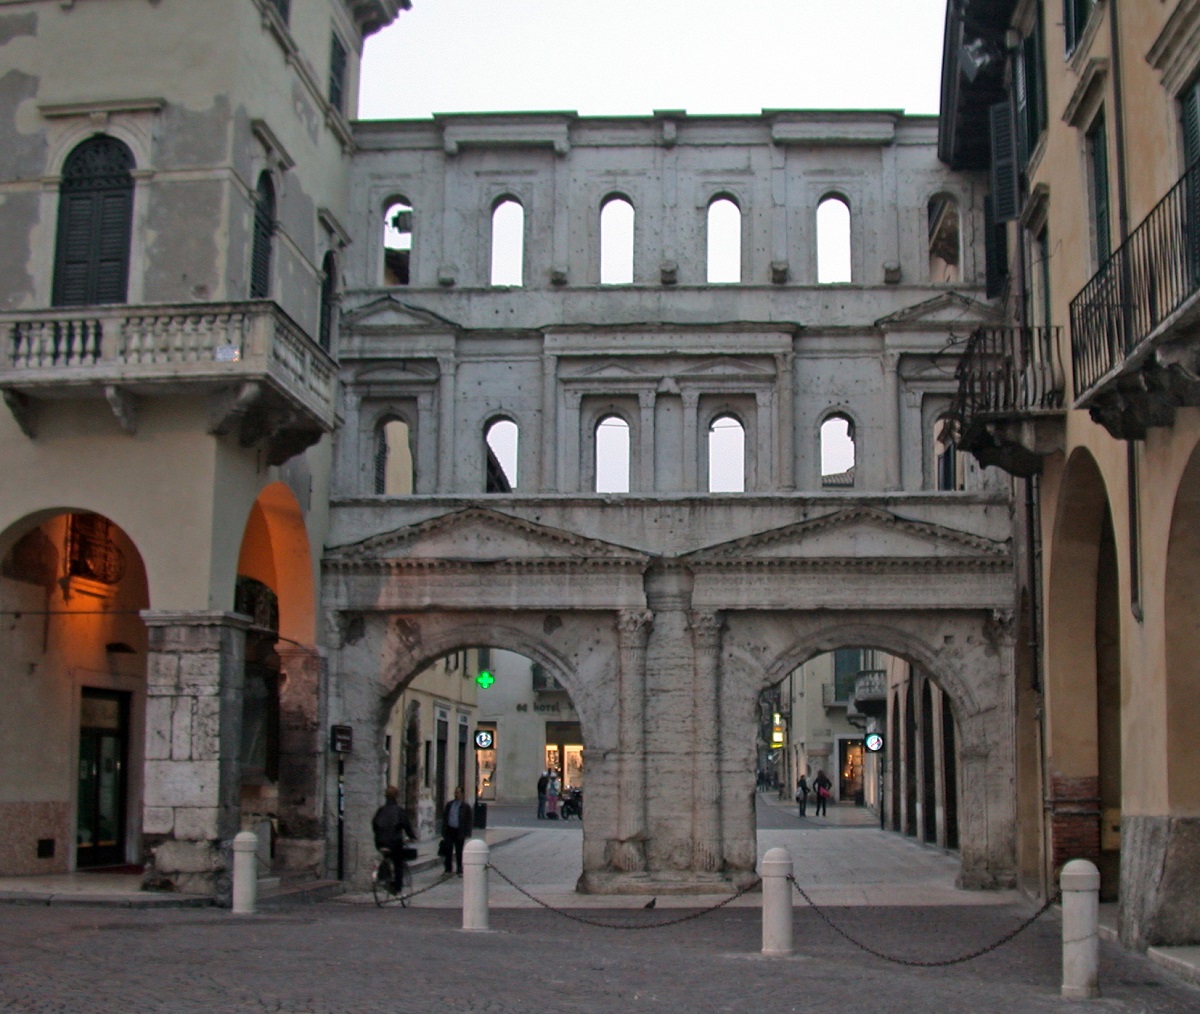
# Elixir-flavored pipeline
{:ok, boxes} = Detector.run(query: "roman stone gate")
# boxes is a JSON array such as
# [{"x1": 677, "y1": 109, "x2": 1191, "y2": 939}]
[{"x1": 324, "y1": 110, "x2": 1017, "y2": 892}]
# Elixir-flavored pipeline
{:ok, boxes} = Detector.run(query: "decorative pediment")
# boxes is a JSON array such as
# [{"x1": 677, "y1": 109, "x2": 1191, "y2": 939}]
[
  {"x1": 684, "y1": 506, "x2": 1009, "y2": 564},
  {"x1": 353, "y1": 361, "x2": 440, "y2": 384},
  {"x1": 676, "y1": 357, "x2": 774, "y2": 378},
  {"x1": 327, "y1": 508, "x2": 649, "y2": 567},
  {"x1": 874, "y1": 292, "x2": 1004, "y2": 329},
  {"x1": 340, "y1": 296, "x2": 459, "y2": 333},
  {"x1": 569, "y1": 359, "x2": 653, "y2": 380}
]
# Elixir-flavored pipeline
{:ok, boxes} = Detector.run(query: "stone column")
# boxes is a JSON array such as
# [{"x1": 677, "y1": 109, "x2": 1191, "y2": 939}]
[
  {"x1": 561, "y1": 390, "x2": 582, "y2": 492},
  {"x1": 416, "y1": 392, "x2": 437, "y2": 494},
  {"x1": 690, "y1": 611, "x2": 723, "y2": 872},
  {"x1": 141, "y1": 610, "x2": 250, "y2": 899},
  {"x1": 775, "y1": 351, "x2": 795, "y2": 491},
  {"x1": 610, "y1": 609, "x2": 653, "y2": 871},
  {"x1": 274, "y1": 646, "x2": 325, "y2": 875},
  {"x1": 436, "y1": 355, "x2": 457, "y2": 492},
  {"x1": 681, "y1": 390, "x2": 699, "y2": 491},
  {"x1": 638, "y1": 390, "x2": 656, "y2": 492},
  {"x1": 882, "y1": 350, "x2": 901, "y2": 490},
  {"x1": 754, "y1": 389, "x2": 773, "y2": 490},
  {"x1": 541, "y1": 352, "x2": 558, "y2": 491}
]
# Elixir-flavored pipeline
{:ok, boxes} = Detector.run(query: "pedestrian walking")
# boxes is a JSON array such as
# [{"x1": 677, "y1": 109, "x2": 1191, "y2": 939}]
[
  {"x1": 795, "y1": 774, "x2": 809, "y2": 817},
  {"x1": 536, "y1": 771, "x2": 549, "y2": 819},
  {"x1": 441, "y1": 786, "x2": 473, "y2": 875},
  {"x1": 813, "y1": 769, "x2": 832, "y2": 817},
  {"x1": 545, "y1": 770, "x2": 560, "y2": 818}
]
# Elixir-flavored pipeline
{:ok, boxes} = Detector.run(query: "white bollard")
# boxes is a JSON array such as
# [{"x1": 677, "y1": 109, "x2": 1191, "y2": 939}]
[
  {"x1": 462, "y1": 838, "x2": 489, "y2": 931},
  {"x1": 761, "y1": 846, "x2": 794, "y2": 956},
  {"x1": 231, "y1": 830, "x2": 258, "y2": 915},
  {"x1": 1061, "y1": 858, "x2": 1101, "y2": 999}
]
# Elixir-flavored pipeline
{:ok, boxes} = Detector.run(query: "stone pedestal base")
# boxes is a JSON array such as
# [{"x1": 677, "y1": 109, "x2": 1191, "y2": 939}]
[{"x1": 1120, "y1": 816, "x2": 1200, "y2": 948}]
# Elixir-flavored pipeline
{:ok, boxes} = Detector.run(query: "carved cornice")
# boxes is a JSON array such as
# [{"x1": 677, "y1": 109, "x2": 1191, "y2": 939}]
[{"x1": 689, "y1": 556, "x2": 1012, "y2": 572}]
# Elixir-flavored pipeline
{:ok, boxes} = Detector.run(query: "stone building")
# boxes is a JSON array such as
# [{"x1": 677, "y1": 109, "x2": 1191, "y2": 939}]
[
  {"x1": 1, "y1": 0, "x2": 1019, "y2": 901},
  {"x1": 943, "y1": 0, "x2": 1200, "y2": 947}
]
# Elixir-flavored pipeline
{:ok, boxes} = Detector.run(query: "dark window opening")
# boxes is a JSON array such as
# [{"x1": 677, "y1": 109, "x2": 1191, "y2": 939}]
[
  {"x1": 329, "y1": 35, "x2": 348, "y2": 115},
  {"x1": 319, "y1": 251, "x2": 337, "y2": 352},
  {"x1": 1063, "y1": 0, "x2": 1096, "y2": 57},
  {"x1": 53, "y1": 135, "x2": 135, "y2": 307},
  {"x1": 1015, "y1": 7, "x2": 1047, "y2": 166},
  {"x1": 1087, "y1": 113, "x2": 1111, "y2": 266},
  {"x1": 384, "y1": 201, "x2": 412, "y2": 285},
  {"x1": 66, "y1": 513, "x2": 125, "y2": 585}
]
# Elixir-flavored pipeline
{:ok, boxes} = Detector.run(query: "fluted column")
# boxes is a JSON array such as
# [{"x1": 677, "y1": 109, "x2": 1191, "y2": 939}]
[
  {"x1": 690, "y1": 611, "x2": 723, "y2": 872},
  {"x1": 611, "y1": 608, "x2": 653, "y2": 871}
]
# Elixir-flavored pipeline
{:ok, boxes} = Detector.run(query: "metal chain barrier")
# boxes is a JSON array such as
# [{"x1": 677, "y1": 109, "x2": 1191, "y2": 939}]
[
  {"x1": 788, "y1": 876, "x2": 1060, "y2": 967},
  {"x1": 487, "y1": 861, "x2": 761, "y2": 930},
  {"x1": 400, "y1": 868, "x2": 456, "y2": 903}
]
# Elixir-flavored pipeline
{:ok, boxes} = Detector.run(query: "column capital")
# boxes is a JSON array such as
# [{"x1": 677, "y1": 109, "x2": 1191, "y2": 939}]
[
  {"x1": 616, "y1": 608, "x2": 654, "y2": 642},
  {"x1": 140, "y1": 610, "x2": 252, "y2": 631}
]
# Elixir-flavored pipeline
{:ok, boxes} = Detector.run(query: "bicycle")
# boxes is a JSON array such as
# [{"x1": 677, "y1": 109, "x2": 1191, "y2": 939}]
[{"x1": 372, "y1": 845, "x2": 415, "y2": 907}]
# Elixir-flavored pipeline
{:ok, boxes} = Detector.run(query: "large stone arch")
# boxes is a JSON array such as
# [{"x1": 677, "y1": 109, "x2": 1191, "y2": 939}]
[
  {"x1": 720, "y1": 608, "x2": 1016, "y2": 888},
  {"x1": 328, "y1": 605, "x2": 626, "y2": 886}
]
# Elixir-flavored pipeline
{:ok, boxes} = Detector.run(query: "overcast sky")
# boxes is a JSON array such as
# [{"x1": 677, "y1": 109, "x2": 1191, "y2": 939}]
[{"x1": 359, "y1": 0, "x2": 949, "y2": 121}]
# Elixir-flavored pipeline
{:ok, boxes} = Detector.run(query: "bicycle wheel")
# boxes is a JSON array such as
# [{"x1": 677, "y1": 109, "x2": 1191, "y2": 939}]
[{"x1": 372, "y1": 856, "x2": 395, "y2": 907}]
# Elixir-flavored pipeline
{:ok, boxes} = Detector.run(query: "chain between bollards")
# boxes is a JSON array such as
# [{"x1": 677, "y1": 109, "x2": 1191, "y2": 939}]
[
  {"x1": 787, "y1": 875, "x2": 1059, "y2": 967},
  {"x1": 487, "y1": 861, "x2": 761, "y2": 930}
]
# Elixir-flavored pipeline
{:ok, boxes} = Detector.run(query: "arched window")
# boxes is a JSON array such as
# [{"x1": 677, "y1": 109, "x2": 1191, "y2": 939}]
[
  {"x1": 927, "y1": 194, "x2": 960, "y2": 283},
  {"x1": 485, "y1": 418, "x2": 518, "y2": 492},
  {"x1": 934, "y1": 415, "x2": 965, "y2": 491},
  {"x1": 490, "y1": 199, "x2": 524, "y2": 286},
  {"x1": 594, "y1": 415, "x2": 630, "y2": 493},
  {"x1": 319, "y1": 251, "x2": 337, "y2": 352},
  {"x1": 706, "y1": 196, "x2": 741, "y2": 283},
  {"x1": 383, "y1": 199, "x2": 412, "y2": 285},
  {"x1": 374, "y1": 418, "x2": 414, "y2": 495},
  {"x1": 708, "y1": 414, "x2": 745, "y2": 492},
  {"x1": 53, "y1": 135, "x2": 135, "y2": 307},
  {"x1": 249, "y1": 171, "x2": 276, "y2": 299},
  {"x1": 600, "y1": 196, "x2": 634, "y2": 284},
  {"x1": 821, "y1": 415, "x2": 856, "y2": 487},
  {"x1": 817, "y1": 195, "x2": 851, "y2": 284}
]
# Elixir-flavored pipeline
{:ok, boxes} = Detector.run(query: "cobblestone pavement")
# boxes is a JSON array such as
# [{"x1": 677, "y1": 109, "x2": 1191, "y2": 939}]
[
  {"x1": 2, "y1": 900, "x2": 1199, "y2": 1012},
  {"x1": 3, "y1": 798, "x2": 1197, "y2": 1012}
]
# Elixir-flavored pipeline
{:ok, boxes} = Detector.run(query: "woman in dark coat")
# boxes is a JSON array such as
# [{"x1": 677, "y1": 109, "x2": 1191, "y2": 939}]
[{"x1": 813, "y1": 769, "x2": 833, "y2": 817}]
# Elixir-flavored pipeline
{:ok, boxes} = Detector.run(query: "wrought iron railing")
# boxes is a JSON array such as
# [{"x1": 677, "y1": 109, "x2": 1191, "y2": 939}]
[
  {"x1": 950, "y1": 325, "x2": 1064, "y2": 437},
  {"x1": 1070, "y1": 160, "x2": 1200, "y2": 399}
]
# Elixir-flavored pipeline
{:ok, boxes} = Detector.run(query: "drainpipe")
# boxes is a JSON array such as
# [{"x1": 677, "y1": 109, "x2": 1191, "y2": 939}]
[{"x1": 1107, "y1": 0, "x2": 1144, "y2": 622}]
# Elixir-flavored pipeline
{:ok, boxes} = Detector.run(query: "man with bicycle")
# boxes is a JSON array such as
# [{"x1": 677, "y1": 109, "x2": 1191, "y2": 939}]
[{"x1": 372, "y1": 785, "x2": 415, "y2": 892}]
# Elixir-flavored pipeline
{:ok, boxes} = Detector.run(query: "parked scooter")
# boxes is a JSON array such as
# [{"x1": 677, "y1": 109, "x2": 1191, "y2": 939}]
[{"x1": 560, "y1": 787, "x2": 583, "y2": 820}]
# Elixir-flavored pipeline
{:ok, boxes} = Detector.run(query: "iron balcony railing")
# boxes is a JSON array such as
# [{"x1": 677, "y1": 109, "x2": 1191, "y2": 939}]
[
  {"x1": 950, "y1": 325, "x2": 1064, "y2": 435},
  {"x1": 1070, "y1": 160, "x2": 1200, "y2": 400}
]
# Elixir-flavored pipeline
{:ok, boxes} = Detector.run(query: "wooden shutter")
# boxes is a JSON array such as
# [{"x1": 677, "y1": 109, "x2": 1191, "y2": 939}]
[
  {"x1": 319, "y1": 252, "x2": 336, "y2": 352},
  {"x1": 329, "y1": 35, "x2": 347, "y2": 114},
  {"x1": 1090, "y1": 115, "x2": 1111, "y2": 264},
  {"x1": 990, "y1": 103, "x2": 1019, "y2": 223},
  {"x1": 983, "y1": 195, "x2": 1009, "y2": 299},
  {"x1": 52, "y1": 136, "x2": 134, "y2": 307},
  {"x1": 250, "y1": 173, "x2": 275, "y2": 299},
  {"x1": 1182, "y1": 80, "x2": 1200, "y2": 169}
]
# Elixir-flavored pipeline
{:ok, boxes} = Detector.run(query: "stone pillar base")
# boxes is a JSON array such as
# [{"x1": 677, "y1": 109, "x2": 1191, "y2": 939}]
[
  {"x1": 142, "y1": 836, "x2": 228, "y2": 900},
  {"x1": 1120, "y1": 816, "x2": 1200, "y2": 949}
]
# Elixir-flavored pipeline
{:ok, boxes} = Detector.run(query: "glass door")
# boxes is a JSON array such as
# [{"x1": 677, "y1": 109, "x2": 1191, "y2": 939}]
[{"x1": 76, "y1": 689, "x2": 129, "y2": 868}]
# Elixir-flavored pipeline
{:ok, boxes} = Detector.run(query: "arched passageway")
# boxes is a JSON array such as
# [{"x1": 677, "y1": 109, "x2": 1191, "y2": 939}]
[{"x1": 0, "y1": 510, "x2": 149, "y2": 874}]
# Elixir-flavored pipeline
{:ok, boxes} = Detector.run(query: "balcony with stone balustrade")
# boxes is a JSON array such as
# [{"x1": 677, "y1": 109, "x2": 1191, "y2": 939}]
[{"x1": 0, "y1": 300, "x2": 336, "y2": 465}]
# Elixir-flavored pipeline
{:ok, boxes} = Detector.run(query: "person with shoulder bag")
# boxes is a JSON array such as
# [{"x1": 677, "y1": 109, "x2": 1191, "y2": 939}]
[
  {"x1": 795, "y1": 774, "x2": 810, "y2": 818},
  {"x1": 813, "y1": 769, "x2": 832, "y2": 817}
]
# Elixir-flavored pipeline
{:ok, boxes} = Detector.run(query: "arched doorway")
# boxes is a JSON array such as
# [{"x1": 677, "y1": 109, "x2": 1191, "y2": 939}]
[
  {"x1": 0, "y1": 509, "x2": 149, "y2": 873},
  {"x1": 1044, "y1": 448, "x2": 1122, "y2": 899}
]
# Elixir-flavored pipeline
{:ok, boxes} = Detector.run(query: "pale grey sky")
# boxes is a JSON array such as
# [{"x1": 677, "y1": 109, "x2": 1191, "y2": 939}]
[{"x1": 359, "y1": 0, "x2": 949, "y2": 121}]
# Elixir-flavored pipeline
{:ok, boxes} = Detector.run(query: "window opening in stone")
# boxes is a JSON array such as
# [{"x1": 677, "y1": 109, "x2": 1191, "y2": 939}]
[
  {"x1": 52, "y1": 135, "x2": 135, "y2": 307},
  {"x1": 821, "y1": 415, "x2": 856, "y2": 487},
  {"x1": 934, "y1": 415, "x2": 965, "y2": 491},
  {"x1": 328, "y1": 34, "x2": 348, "y2": 115},
  {"x1": 250, "y1": 171, "x2": 276, "y2": 299},
  {"x1": 375, "y1": 418, "x2": 414, "y2": 495},
  {"x1": 485, "y1": 418, "x2": 518, "y2": 492},
  {"x1": 384, "y1": 199, "x2": 412, "y2": 285},
  {"x1": 927, "y1": 194, "x2": 960, "y2": 283},
  {"x1": 594, "y1": 415, "x2": 630, "y2": 493},
  {"x1": 319, "y1": 251, "x2": 337, "y2": 352},
  {"x1": 707, "y1": 415, "x2": 745, "y2": 492},
  {"x1": 706, "y1": 197, "x2": 741, "y2": 283},
  {"x1": 600, "y1": 196, "x2": 635, "y2": 284},
  {"x1": 490, "y1": 199, "x2": 524, "y2": 287},
  {"x1": 817, "y1": 195, "x2": 852, "y2": 284}
]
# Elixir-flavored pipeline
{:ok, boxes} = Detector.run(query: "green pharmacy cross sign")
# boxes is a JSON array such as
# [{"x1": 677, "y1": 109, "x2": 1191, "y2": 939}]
[{"x1": 475, "y1": 670, "x2": 495, "y2": 689}]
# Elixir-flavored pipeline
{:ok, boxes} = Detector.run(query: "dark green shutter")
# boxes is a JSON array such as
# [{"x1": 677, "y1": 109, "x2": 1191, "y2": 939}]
[
  {"x1": 319, "y1": 251, "x2": 336, "y2": 352},
  {"x1": 250, "y1": 173, "x2": 275, "y2": 299},
  {"x1": 329, "y1": 36, "x2": 347, "y2": 114},
  {"x1": 984, "y1": 195, "x2": 1009, "y2": 299},
  {"x1": 1182, "y1": 80, "x2": 1200, "y2": 169},
  {"x1": 1090, "y1": 115, "x2": 1111, "y2": 264},
  {"x1": 990, "y1": 103, "x2": 1019, "y2": 222},
  {"x1": 52, "y1": 136, "x2": 134, "y2": 307}
]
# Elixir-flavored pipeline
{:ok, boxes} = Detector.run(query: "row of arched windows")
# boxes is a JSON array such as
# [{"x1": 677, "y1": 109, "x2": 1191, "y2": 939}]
[
  {"x1": 373, "y1": 411, "x2": 965, "y2": 495},
  {"x1": 382, "y1": 192, "x2": 962, "y2": 288},
  {"x1": 50, "y1": 133, "x2": 337, "y2": 352}
]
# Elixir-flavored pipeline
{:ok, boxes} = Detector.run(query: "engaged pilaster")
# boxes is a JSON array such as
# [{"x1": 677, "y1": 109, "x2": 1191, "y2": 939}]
[
  {"x1": 611, "y1": 608, "x2": 653, "y2": 871},
  {"x1": 690, "y1": 611, "x2": 723, "y2": 872}
]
